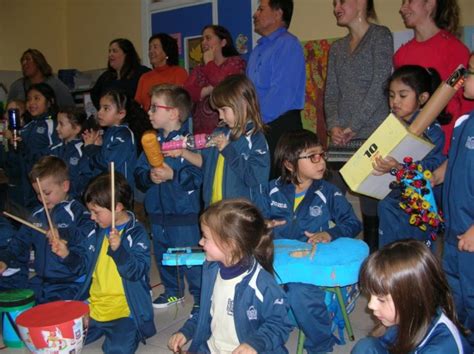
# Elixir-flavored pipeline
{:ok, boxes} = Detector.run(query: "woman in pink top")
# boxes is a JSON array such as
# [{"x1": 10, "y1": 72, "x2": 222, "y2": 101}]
[
  {"x1": 393, "y1": 0, "x2": 473, "y2": 153},
  {"x1": 184, "y1": 25, "x2": 246, "y2": 134},
  {"x1": 135, "y1": 33, "x2": 188, "y2": 112}
]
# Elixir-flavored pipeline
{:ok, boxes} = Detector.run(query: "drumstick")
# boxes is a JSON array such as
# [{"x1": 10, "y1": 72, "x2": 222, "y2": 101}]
[
  {"x1": 310, "y1": 243, "x2": 317, "y2": 260},
  {"x1": 36, "y1": 177, "x2": 57, "y2": 239},
  {"x1": 3, "y1": 211, "x2": 47, "y2": 235},
  {"x1": 110, "y1": 162, "x2": 115, "y2": 230}
]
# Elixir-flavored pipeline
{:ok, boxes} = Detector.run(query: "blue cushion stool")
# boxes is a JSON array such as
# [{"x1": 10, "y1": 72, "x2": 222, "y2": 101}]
[{"x1": 273, "y1": 238, "x2": 369, "y2": 352}]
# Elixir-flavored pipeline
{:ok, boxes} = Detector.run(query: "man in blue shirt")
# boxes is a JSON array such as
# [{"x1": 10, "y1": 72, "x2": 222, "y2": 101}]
[{"x1": 247, "y1": 0, "x2": 305, "y2": 177}]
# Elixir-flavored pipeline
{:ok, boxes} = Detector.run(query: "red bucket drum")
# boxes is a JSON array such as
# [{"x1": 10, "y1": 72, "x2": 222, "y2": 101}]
[{"x1": 15, "y1": 300, "x2": 89, "y2": 353}]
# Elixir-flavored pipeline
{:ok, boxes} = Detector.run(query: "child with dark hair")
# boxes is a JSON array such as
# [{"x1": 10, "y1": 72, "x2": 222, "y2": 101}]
[
  {"x1": 168, "y1": 198, "x2": 292, "y2": 354},
  {"x1": 82, "y1": 90, "x2": 137, "y2": 188},
  {"x1": 53, "y1": 172, "x2": 156, "y2": 353},
  {"x1": 352, "y1": 240, "x2": 471, "y2": 353},
  {"x1": 0, "y1": 156, "x2": 94, "y2": 303},
  {"x1": 135, "y1": 84, "x2": 202, "y2": 309},
  {"x1": 373, "y1": 65, "x2": 447, "y2": 248},
  {"x1": 12, "y1": 83, "x2": 61, "y2": 209},
  {"x1": 255, "y1": 129, "x2": 361, "y2": 353},
  {"x1": 50, "y1": 107, "x2": 93, "y2": 198}
]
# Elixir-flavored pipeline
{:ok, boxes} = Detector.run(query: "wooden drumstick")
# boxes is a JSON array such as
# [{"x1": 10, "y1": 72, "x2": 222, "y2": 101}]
[
  {"x1": 3, "y1": 211, "x2": 47, "y2": 235},
  {"x1": 36, "y1": 177, "x2": 57, "y2": 239},
  {"x1": 110, "y1": 162, "x2": 115, "y2": 230},
  {"x1": 310, "y1": 243, "x2": 317, "y2": 260}
]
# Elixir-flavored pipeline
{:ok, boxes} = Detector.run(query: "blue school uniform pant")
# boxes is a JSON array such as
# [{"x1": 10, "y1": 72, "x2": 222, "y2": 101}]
[
  {"x1": 443, "y1": 242, "x2": 474, "y2": 346},
  {"x1": 286, "y1": 282, "x2": 336, "y2": 353},
  {"x1": 85, "y1": 317, "x2": 139, "y2": 354},
  {"x1": 151, "y1": 224, "x2": 202, "y2": 303},
  {"x1": 28, "y1": 276, "x2": 83, "y2": 304},
  {"x1": 351, "y1": 337, "x2": 388, "y2": 353}
]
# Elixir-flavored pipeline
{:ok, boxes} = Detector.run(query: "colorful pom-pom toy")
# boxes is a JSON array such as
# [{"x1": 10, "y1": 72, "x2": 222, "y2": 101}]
[{"x1": 389, "y1": 157, "x2": 444, "y2": 243}]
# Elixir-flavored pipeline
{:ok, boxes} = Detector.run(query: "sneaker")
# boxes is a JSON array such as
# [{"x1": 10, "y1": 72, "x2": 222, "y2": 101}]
[{"x1": 152, "y1": 294, "x2": 184, "y2": 309}]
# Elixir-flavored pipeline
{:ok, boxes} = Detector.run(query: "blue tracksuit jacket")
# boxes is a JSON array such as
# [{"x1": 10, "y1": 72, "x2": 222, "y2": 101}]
[
  {"x1": 441, "y1": 112, "x2": 474, "y2": 346},
  {"x1": 0, "y1": 199, "x2": 94, "y2": 303},
  {"x1": 352, "y1": 309, "x2": 472, "y2": 353},
  {"x1": 83, "y1": 124, "x2": 136, "y2": 187},
  {"x1": 19, "y1": 113, "x2": 60, "y2": 172},
  {"x1": 378, "y1": 114, "x2": 446, "y2": 247},
  {"x1": 443, "y1": 112, "x2": 474, "y2": 245},
  {"x1": 201, "y1": 122, "x2": 270, "y2": 207},
  {"x1": 180, "y1": 259, "x2": 292, "y2": 353},
  {"x1": 0, "y1": 216, "x2": 28, "y2": 290},
  {"x1": 256, "y1": 178, "x2": 362, "y2": 241},
  {"x1": 75, "y1": 212, "x2": 156, "y2": 342},
  {"x1": 49, "y1": 138, "x2": 93, "y2": 199},
  {"x1": 135, "y1": 124, "x2": 202, "y2": 225}
]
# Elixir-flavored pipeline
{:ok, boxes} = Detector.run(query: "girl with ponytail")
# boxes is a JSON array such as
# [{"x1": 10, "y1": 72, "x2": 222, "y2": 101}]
[{"x1": 168, "y1": 198, "x2": 292, "y2": 354}]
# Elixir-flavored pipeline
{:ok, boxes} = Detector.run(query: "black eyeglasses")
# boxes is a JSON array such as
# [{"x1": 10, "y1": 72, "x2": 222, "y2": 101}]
[
  {"x1": 149, "y1": 104, "x2": 174, "y2": 113},
  {"x1": 298, "y1": 151, "x2": 327, "y2": 163}
]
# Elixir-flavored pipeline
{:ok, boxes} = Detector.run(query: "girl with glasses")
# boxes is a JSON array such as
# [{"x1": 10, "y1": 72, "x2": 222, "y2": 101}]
[{"x1": 255, "y1": 129, "x2": 361, "y2": 353}]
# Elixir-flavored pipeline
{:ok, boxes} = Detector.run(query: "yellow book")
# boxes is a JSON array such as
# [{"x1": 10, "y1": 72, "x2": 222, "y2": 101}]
[{"x1": 340, "y1": 114, "x2": 433, "y2": 200}]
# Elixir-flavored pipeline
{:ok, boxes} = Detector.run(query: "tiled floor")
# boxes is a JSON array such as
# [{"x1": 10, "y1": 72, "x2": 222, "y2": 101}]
[{"x1": 1, "y1": 194, "x2": 376, "y2": 353}]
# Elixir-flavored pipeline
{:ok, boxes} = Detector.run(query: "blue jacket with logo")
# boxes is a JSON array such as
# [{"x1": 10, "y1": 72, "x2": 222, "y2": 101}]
[
  {"x1": 443, "y1": 113, "x2": 474, "y2": 245},
  {"x1": 20, "y1": 113, "x2": 60, "y2": 171},
  {"x1": 0, "y1": 199, "x2": 94, "y2": 301},
  {"x1": 180, "y1": 259, "x2": 292, "y2": 353},
  {"x1": 256, "y1": 179, "x2": 361, "y2": 241},
  {"x1": 352, "y1": 309, "x2": 472, "y2": 353},
  {"x1": 83, "y1": 124, "x2": 136, "y2": 187},
  {"x1": 135, "y1": 123, "x2": 202, "y2": 226},
  {"x1": 50, "y1": 138, "x2": 93, "y2": 199},
  {"x1": 201, "y1": 122, "x2": 270, "y2": 207},
  {"x1": 74, "y1": 212, "x2": 156, "y2": 342}
]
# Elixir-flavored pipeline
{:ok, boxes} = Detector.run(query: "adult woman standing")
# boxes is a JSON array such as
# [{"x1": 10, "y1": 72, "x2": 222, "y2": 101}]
[
  {"x1": 184, "y1": 25, "x2": 246, "y2": 134},
  {"x1": 8, "y1": 49, "x2": 74, "y2": 108},
  {"x1": 394, "y1": 0, "x2": 473, "y2": 153},
  {"x1": 324, "y1": 0, "x2": 393, "y2": 252},
  {"x1": 135, "y1": 33, "x2": 188, "y2": 112},
  {"x1": 90, "y1": 38, "x2": 150, "y2": 109}
]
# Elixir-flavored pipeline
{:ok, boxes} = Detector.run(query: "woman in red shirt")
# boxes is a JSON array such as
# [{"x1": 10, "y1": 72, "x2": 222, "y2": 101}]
[
  {"x1": 393, "y1": 0, "x2": 472, "y2": 153},
  {"x1": 184, "y1": 25, "x2": 246, "y2": 134}
]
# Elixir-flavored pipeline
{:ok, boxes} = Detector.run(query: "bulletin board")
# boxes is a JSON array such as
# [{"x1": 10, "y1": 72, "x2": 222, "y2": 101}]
[
  {"x1": 144, "y1": 0, "x2": 256, "y2": 69},
  {"x1": 150, "y1": 2, "x2": 213, "y2": 68}
]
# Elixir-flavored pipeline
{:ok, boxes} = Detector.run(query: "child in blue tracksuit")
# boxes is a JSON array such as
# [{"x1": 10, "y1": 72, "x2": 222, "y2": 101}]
[
  {"x1": 168, "y1": 199, "x2": 292, "y2": 353},
  {"x1": 135, "y1": 84, "x2": 202, "y2": 309},
  {"x1": 179, "y1": 74, "x2": 270, "y2": 207},
  {"x1": 50, "y1": 107, "x2": 93, "y2": 199},
  {"x1": 52, "y1": 173, "x2": 156, "y2": 353},
  {"x1": 374, "y1": 66, "x2": 447, "y2": 248},
  {"x1": 13, "y1": 83, "x2": 60, "y2": 209},
  {"x1": 82, "y1": 90, "x2": 137, "y2": 188},
  {"x1": 352, "y1": 240, "x2": 471, "y2": 354},
  {"x1": 0, "y1": 156, "x2": 94, "y2": 303},
  {"x1": 256, "y1": 130, "x2": 362, "y2": 354},
  {"x1": 0, "y1": 216, "x2": 28, "y2": 290},
  {"x1": 2, "y1": 99, "x2": 27, "y2": 208},
  {"x1": 434, "y1": 53, "x2": 474, "y2": 347}
]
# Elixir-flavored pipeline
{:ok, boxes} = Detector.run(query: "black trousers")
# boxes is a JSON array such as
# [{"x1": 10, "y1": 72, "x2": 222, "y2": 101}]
[{"x1": 267, "y1": 109, "x2": 303, "y2": 179}]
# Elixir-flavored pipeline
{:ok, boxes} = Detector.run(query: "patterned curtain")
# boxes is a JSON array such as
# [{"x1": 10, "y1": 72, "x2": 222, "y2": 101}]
[{"x1": 301, "y1": 38, "x2": 338, "y2": 149}]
